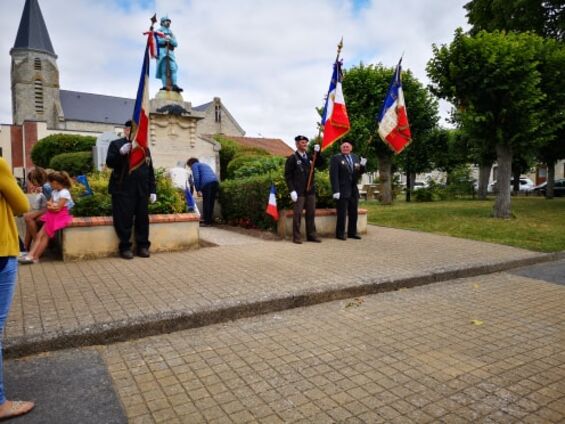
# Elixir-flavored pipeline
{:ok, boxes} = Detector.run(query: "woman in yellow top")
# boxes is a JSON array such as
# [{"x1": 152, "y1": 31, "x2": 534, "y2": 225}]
[{"x1": 0, "y1": 157, "x2": 34, "y2": 419}]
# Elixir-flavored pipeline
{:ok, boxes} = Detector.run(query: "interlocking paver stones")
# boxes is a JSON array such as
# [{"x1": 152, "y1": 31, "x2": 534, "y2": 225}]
[
  {"x1": 6, "y1": 226, "x2": 552, "y2": 357},
  {"x1": 92, "y1": 270, "x2": 564, "y2": 423}
]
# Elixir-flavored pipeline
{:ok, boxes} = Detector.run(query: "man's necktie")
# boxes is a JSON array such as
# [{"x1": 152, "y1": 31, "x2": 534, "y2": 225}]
[{"x1": 347, "y1": 155, "x2": 353, "y2": 170}]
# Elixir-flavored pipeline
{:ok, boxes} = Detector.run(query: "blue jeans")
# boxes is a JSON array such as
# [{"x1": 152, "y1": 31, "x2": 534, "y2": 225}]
[{"x1": 0, "y1": 257, "x2": 18, "y2": 405}]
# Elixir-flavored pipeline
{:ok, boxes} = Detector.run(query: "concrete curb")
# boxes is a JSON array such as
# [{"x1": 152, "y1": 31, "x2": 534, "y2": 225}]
[{"x1": 5, "y1": 251, "x2": 564, "y2": 359}]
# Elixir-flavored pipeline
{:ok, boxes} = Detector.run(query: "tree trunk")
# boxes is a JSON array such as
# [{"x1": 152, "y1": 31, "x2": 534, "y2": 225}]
[
  {"x1": 546, "y1": 162, "x2": 555, "y2": 199},
  {"x1": 512, "y1": 169, "x2": 520, "y2": 194},
  {"x1": 478, "y1": 163, "x2": 491, "y2": 200},
  {"x1": 377, "y1": 152, "x2": 393, "y2": 205},
  {"x1": 409, "y1": 172, "x2": 417, "y2": 190},
  {"x1": 492, "y1": 143, "x2": 513, "y2": 218}
]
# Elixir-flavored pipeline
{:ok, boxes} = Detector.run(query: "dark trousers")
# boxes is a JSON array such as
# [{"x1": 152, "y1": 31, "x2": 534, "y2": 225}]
[
  {"x1": 293, "y1": 194, "x2": 317, "y2": 241},
  {"x1": 202, "y1": 181, "x2": 219, "y2": 225},
  {"x1": 335, "y1": 196, "x2": 359, "y2": 238},
  {"x1": 112, "y1": 193, "x2": 150, "y2": 252}
]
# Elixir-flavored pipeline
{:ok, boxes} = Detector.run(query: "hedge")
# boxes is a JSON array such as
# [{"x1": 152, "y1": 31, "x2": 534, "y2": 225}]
[
  {"x1": 214, "y1": 135, "x2": 269, "y2": 180},
  {"x1": 31, "y1": 134, "x2": 96, "y2": 168},
  {"x1": 49, "y1": 151, "x2": 93, "y2": 176},
  {"x1": 219, "y1": 171, "x2": 334, "y2": 230}
]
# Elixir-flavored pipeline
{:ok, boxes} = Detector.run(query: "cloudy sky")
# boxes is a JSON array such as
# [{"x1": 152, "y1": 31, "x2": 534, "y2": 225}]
[{"x1": 0, "y1": 0, "x2": 469, "y2": 146}]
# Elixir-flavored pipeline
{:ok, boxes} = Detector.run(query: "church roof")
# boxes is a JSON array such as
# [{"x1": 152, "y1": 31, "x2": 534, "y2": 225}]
[
  {"x1": 12, "y1": 0, "x2": 56, "y2": 57},
  {"x1": 60, "y1": 90, "x2": 134, "y2": 125},
  {"x1": 193, "y1": 101, "x2": 212, "y2": 112},
  {"x1": 213, "y1": 135, "x2": 294, "y2": 157}
]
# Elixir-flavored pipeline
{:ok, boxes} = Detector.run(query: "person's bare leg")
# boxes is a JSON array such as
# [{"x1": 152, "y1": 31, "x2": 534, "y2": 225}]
[
  {"x1": 0, "y1": 400, "x2": 34, "y2": 419},
  {"x1": 29, "y1": 228, "x2": 49, "y2": 260},
  {"x1": 23, "y1": 211, "x2": 41, "y2": 250}
]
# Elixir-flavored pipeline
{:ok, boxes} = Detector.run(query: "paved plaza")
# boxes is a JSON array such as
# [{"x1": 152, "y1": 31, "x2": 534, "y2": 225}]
[{"x1": 3, "y1": 225, "x2": 564, "y2": 423}]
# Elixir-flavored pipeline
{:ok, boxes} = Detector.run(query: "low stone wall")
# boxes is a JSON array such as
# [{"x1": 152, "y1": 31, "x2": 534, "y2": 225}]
[
  {"x1": 277, "y1": 208, "x2": 368, "y2": 239},
  {"x1": 62, "y1": 213, "x2": 200, "y2": 261}
]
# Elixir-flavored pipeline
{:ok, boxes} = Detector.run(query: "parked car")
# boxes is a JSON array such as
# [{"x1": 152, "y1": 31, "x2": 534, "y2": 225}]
[
  {"x1": 529, "y1": 179, "x2": 565, "y2": 197},
  {"x1": 488, "y1": 177, "x2": 534, "y2": 193}
]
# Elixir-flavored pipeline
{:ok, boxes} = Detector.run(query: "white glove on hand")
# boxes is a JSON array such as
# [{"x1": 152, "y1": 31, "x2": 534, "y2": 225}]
[
  {"x1": 314, "y1": 144, "x2": 321, "y2": 152},
  {"x1": 360, "y1": 157, "x2": 367, "y2": 166},
  {"x1": 149, "y1": 193, "x2": 157, "y2": 204},
  {"x1": 290, "y1": 191, "x2": 298, "y2": 202},
  {"x1": 119, "y1": 142, "x2": 132, "y2": 155},
  {"x1": 333, "y1": 192, "x2": 340, "y2": 200}
]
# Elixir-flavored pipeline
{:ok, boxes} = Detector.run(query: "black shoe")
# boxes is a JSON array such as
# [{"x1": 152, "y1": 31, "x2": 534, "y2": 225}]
[
  {"x1": 336, "y1": 235, "x2": 346, "y2": 241},
  {"x1": 293, "y1": 239, "x2": 303, "y2": 244},
  {"x1": 307, "y1": 238, "x2": 322, "y2": 243},
  {"x1": 120, "y1": 250, "x2": 134, "y2": 260},
  {"x1": 348, "y1": 234, "x2": 362, "y2": 240},
  {"x1": 137, "y1": 248, "x2": 150, "y2": 258}
]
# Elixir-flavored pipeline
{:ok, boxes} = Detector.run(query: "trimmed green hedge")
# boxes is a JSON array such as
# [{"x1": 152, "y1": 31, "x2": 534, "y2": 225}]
[
  {"x1": 49, "y1": 151, "x2": 93, "y2": 176},
  {"x1": 219, "y1": 171, "x2": 334, "y2": 230},
  {"x1": 70, "y1": 169, "x2": 185, "y2": 217},
  {"x1": 215, "y1": 135, "x2": 269, "y2": 180},
  {"x1": 31, "y1": 134, "x2": 96, "y2": 168}
]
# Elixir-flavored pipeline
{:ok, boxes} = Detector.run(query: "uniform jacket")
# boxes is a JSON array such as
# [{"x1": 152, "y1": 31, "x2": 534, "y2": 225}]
[
  {"x1": 106, "y1": 137, "x2": 156, "y2": 197},
  {"x1": 329, "y1": 153, "x2": 366, "y2": 199},
  {"x1": 284, "y1": 151, "x2": 323, "y2": 196}
]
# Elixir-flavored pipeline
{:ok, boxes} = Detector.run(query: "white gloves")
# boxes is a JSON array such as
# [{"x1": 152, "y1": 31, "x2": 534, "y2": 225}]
[
  {"x1": 314, "y1": 144, "x2": 321, "y2": 152},
  {"x1": 149, "y1": 193, "x2": 157, "y2": 204},
  {"x1": 360, "y1": 157, "x2": 367, "y2": 166},
  {"x1": 333, "y1": 192, "x2": 340, "y2": 200},
  {"x1": 290, "y1": 191, "x2": 298, "y2": 202},
  {"x1": 120, "y1": 142, "x2": 132, "y2": 155}
]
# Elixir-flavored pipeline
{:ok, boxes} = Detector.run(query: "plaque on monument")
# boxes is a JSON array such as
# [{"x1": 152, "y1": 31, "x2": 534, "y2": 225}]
[{"x1": 93, "y1": 131, "x2": 120, "y2": 171}]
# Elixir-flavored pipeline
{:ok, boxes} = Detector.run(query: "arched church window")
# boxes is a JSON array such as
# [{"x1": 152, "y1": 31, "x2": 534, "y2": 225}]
[
  {"x1": 34, "y1": 79, "x2": 44, "y2": 114},
  {"x1": 34, "y1": 58, "x2": 42, "y2": 70}
]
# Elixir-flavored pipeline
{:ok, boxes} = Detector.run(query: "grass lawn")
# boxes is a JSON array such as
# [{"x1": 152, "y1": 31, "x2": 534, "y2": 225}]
[{"x1": 362, "y1": 197, "x2": 565, "y2": 252}]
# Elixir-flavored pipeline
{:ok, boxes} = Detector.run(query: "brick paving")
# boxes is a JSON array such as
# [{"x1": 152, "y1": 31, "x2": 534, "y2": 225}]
[
  {"x1": 96, "y1": 271, "x2": 565, "y2": 423},
  {"x1": 6, "y1": 226, "x2": 551, "y2": 355}
]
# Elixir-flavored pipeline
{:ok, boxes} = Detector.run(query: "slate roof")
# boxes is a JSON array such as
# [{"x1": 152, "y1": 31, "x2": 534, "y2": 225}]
[
  {"x1": 60, "y1": 90, "x2": 134, "y2": 125},
  {"x1": 12, "y1": 0, "x2": 55, "y2": 56}
]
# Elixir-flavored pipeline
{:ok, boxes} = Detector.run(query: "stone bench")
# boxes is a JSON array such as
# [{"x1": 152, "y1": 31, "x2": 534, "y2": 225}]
[
  {"x1": 277, "y1": 208, "x2": 368, "y2": 240},
  {"x1": 62, "y1": 213, "x2": 200, "y2": 261}
]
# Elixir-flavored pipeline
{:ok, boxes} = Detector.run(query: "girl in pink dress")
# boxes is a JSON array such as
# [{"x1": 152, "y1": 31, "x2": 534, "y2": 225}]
[{"x1": 19, "y1": 172, "x2": 73, "y2": 264}]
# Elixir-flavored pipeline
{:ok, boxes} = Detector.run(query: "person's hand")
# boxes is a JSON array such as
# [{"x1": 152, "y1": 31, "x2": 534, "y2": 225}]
[
  {"x1": 360, "y1": 157, "x2": 367, "y2": 166},
  {"x1": 149, "y1": 193, "x2": 157, "y2": 204},
  {"x1": 290, "y1": 191, "x2": 298, "y2": 202},
  {"x1": 197, "y1": 191, "x2": 202, "y2": 197},
  {"x1": 333, "y1": 192, "x2": 340, "y2": 200},
  {"x1": 314, "y1": 144, "x2": 321, "y2": 153},
  {"x1": 120, "y1": 142, "x2": 132, "y2": 155}
]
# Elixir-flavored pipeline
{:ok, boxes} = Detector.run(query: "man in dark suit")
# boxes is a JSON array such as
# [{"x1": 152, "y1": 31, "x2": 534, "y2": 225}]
[
  {"x1": 329, "y1": 140, "x2": 367, "y2": 240},
  {"x1": 284, "y1": 135, "x2": 323, "y2": 244},
  {"x1": 106, "y1": 121, "x2": 157, "y2": 259}
]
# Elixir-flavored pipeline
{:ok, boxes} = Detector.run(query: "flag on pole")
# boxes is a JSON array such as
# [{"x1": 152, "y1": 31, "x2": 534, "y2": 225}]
[
  {"x1": 76, "y1": 175, "x2": 93, "y2": 196},
  {"x1": 129, "y1": 34, "x2": 152, "y2": 171},
  {"x1": 377, "y1": 58, "x2": 412, "y2": 154},
  {"x1": 321, "y1": 59, "x2": 350, "y2": 151},
  {"x1": 266, "y1": 184, "x2": 279, "y2": 221}
]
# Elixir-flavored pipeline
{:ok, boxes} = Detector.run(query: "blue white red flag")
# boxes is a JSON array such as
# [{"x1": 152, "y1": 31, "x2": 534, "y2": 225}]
[
  {"x1": 266, "y1": 184, "x2": 279, "y2": 221},
  {"x1": 129, "y1": 35, "x2": 152, "y2": 171},
  {"x1": 321, "y1": 59, "x2": 350, "y2": 151},
  {"x1": 76, "y1": 175, "x2": 93, "y2": 196},
  {"x1": 184, "y1": 185, "x2": 200, "y2": 217},
  {"x1": 377, "y1": 58, "x2": 412, "y2": 154}
]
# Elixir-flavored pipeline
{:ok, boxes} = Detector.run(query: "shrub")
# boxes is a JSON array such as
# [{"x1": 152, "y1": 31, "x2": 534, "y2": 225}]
[
  {"x1": 233, "y1": 156, "x2": 286, "y2": 179},
  {"x1": 70, "y1": 168, "x2": 186, "y2": 217},
  {"x1": 31, "y1": 134, "x2": 96, "y2": 168},
  {"x1": 49, "y1": 151, "x2": 93, "y2": 176},
  {"x1": 215, "y1": 135, "x2": 269, "y2": 180},
  {"x1": 219, "y1": 170, "x2": 333, "y2": 230}
]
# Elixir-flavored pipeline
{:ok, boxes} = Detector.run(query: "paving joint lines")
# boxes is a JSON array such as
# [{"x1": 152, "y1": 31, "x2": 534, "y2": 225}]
[{"x1": 5, "y1": 250, "x2": 563, "y2": 359}]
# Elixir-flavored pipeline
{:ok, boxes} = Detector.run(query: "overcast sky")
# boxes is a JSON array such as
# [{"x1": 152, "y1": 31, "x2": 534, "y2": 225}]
[{"x1": 0, "y1": 0, "x2": 470, "y2": 146}]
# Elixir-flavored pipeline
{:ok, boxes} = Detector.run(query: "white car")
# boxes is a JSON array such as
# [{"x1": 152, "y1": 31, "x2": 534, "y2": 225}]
[{"x1": 488, "y1": 177, "x2": 534, "y2": 193}]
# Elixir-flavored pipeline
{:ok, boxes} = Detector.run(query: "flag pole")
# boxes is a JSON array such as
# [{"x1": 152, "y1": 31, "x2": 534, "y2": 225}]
[{"x1": 306, "y1": 38, "x2": 344, "y2": 192}]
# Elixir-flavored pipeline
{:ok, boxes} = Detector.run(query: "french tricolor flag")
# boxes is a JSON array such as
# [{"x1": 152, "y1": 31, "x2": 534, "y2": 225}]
[
  {"x1": 129, "y1": 35, "x2": 152, "y2": 171},
  {"x1": 266, "y1": 184, "x2": 279, "y2": 221},
  {"x1": 377, "y1": 58, "x2": 412, "y2": 154},
  {"x1": 321, "y1": 59, "x2": 350, "y2": 151}
]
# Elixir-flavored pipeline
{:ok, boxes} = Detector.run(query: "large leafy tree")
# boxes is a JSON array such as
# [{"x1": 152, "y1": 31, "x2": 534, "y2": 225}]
[
  {"x1": 341, "y1": 63, "x2": 439, "y2": 204},
  {"x1": 427, "y1": 29, "x2": 545, "y2": 218},
  {"x1": 465, "y1": 0, "x2": 564, "y2": 40}
]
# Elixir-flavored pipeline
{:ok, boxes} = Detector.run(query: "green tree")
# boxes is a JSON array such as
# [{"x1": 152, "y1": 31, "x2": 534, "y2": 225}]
[
  {"x1": 341, "y1": 63, "x2": 439, "y2": 204},
  {"x1": 427, "y1": 29, "x2": 545, "y2": 218},
  {"x1": 465, "y1": 0, "x2": 564, "y2": 40}
]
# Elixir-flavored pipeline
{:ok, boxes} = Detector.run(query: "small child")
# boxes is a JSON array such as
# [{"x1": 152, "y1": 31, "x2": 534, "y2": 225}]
[
  {"x1": 19, "y1": 172, "x2": 73, "y2": 264},
  {"x1": 22, "y1": 167, "x2": 52, "y2": 252}
]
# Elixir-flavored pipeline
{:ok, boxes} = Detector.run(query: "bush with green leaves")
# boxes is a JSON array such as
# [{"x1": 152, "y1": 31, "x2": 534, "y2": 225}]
[
  {"x1": 31, "y1": 134, "x2": 96, "y2": 168},
  {"x1": 232, "y1": 156, "x2": 286, "y2": 179},
  {"x1": 215, "y1": 135, "x2": 269, "y2": 180},
  {"x1": 219, "y1": 171, "x2": 334, "y2": 230},
  {"x1": 70, "y1": 168, "x2": 186, "y2": 217},
  {"x1": 49, "y1": 151, "x2": 93, "y2": 176}
]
